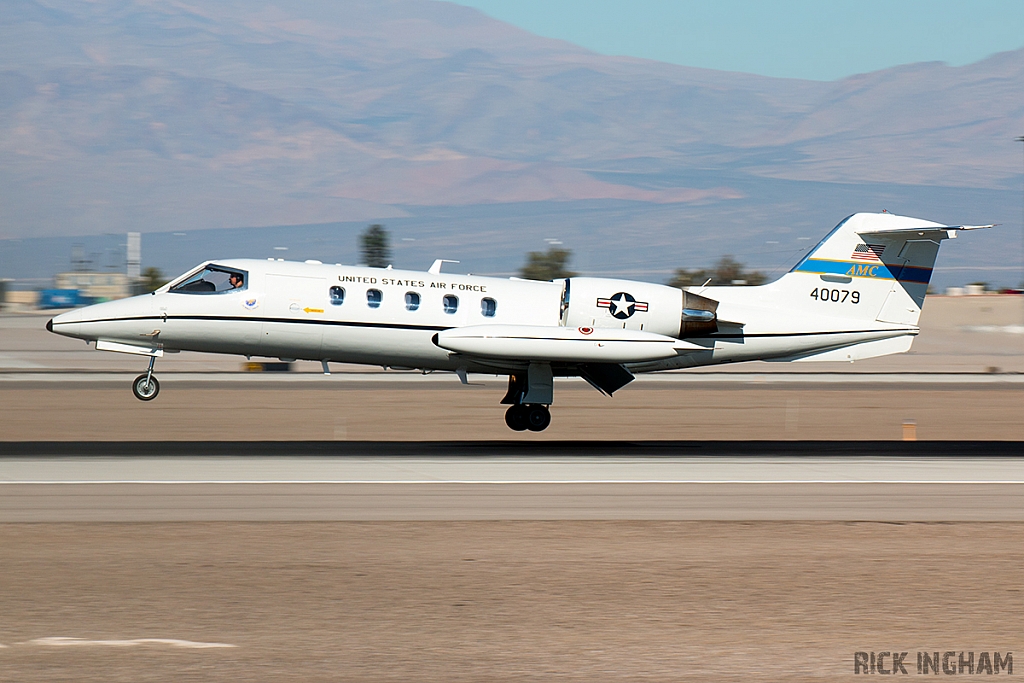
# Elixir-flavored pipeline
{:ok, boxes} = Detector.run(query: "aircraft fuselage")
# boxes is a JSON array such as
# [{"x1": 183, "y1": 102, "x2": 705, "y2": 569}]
[{"x1": 48, "y1": 213, "x2": 986, "y2": 431}]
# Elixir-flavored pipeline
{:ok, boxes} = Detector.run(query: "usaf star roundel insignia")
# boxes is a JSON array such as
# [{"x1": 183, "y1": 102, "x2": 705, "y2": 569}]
[{"x1": 596, "y1": 292, "x2": 649, "y2": 319}]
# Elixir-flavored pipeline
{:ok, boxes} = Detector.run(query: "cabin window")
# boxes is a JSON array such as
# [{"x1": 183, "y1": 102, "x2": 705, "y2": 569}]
[
  {"x1": 366, "y1": 289, "x2": 383, "y2": 309},
  {"x1": 405, "y1": 291, "x2": 420, "y2": 311},
  {"x1": 481, "y1": 297, "x2": 497, "y2": 317},
  {"x1": 169, "y1": 266, "x2": 247, "y2": 294},
  {"x1": 443, "y1": 294, "x2": 459, "y2": 314},
  {"x1": 329, "y1": 286, "x2": 345, "y2": 306}
]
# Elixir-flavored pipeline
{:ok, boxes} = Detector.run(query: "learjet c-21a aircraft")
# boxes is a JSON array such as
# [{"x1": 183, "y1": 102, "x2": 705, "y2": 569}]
[{"x1": 48, "y1": 212, "x2": 988, "y2": 431}]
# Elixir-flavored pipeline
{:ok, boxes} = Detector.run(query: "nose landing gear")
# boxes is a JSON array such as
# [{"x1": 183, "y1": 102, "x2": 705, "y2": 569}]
[{"x1": 132, "y1": 356, "x2": 160, "y2": 401}]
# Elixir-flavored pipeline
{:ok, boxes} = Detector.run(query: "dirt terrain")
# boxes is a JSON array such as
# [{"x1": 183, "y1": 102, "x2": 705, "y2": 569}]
[
  {"x1": 0, "y1": 522, "x2": 1019, "y2": 682},
  {"x1": 2, "y1": 380, "x2": 1023, "y2": 440}
]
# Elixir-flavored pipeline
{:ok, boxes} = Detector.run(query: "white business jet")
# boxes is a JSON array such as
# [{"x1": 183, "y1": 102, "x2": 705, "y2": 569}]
[{"x1": 48, "y1": 212, "x2": 987, "y2": 431}]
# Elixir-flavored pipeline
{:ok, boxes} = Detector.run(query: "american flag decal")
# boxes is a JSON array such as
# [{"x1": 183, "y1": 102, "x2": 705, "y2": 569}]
[{"x1": 851, "y1": 243, "x2": 885, "y2": 261}]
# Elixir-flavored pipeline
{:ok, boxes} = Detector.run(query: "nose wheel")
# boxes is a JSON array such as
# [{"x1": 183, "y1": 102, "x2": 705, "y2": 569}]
[
  {"x1": 504, "y1": 404, "x2": 551, "y2": 432},
  {"x1": 132, "y1": 374, "x2": 160, "y2": 400},
  {"x1": 132, "y1": 356, "x2": 160, "y2": 401}
]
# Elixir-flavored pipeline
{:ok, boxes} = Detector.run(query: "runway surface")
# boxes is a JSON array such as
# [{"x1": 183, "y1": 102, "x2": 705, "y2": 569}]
[
  {"x1": 7, "y1": 379, "x2": 1024, "y2": 441},
  {"x1": 3, "y1": 438, "x2": 1023, "y2": 681},
  {"x1": 3, "y1": 371, "x2": 1024, "y2": 383},
  {"x1": 3, "y1": 442, "x2": 1023, "y2": 522},
  {"x1": 3, "y1": 521, "x2": 1020, "y2": 683}
]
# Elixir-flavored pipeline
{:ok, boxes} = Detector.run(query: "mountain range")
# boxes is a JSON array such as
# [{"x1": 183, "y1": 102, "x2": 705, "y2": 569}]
[{"x1": 1, "y1": 0, "x2": 1022, "y2": 286}]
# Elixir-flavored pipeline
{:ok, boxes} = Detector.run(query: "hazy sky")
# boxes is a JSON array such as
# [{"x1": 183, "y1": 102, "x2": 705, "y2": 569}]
[{"x1": 451, "y1": 0, "x2": 1024, "y2": 81}]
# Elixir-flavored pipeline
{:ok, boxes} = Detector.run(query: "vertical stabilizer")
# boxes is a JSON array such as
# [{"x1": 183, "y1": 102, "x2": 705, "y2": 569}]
[{"x1": 768, "y1": 213, "x2": 989, "y2": 327}]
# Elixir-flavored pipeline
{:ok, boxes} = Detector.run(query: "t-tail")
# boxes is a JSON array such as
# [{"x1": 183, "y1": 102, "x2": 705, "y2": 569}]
[
  {"x1": 698, "y1": 212, "x2": 991, "y2": 363},
  {"x1": 777, "y1": 212, "x2": 990, "y2": 326}
]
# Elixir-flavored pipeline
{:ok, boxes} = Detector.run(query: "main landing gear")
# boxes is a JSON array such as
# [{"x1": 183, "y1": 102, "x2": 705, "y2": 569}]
[
  {"x1": 504, "y1": 404, "x2": 551, "y2": 432},
  {"x1": 501, "y1": 362, "x2": 554, "y2": 432},
  {"x1": 132, "y1": 355, "x2": 160, "y2": 401}
]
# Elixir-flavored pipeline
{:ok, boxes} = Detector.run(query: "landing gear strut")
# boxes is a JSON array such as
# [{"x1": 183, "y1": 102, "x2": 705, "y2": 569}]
[
  {"x1": 132, "y1": 356, "x2": 160, "y2": 401},
  {"x1": 501, "y1": 363, "x2": 554, "y2": 431}
]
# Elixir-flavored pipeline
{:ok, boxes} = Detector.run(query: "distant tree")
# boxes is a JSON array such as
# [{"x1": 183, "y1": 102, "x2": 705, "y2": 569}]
[
  {"x1": 519, "y1": 248, "x2": 577, "y2": 281},
  {"x1": 742, "y1": 268, "x2": 767, "y2": 286},
  {"x1": 712, "y1": 255, "x2": 766, "y2": 286},
  {"x1": 360, "y1": 224, "x2": 392, "y2": 268},
  {"x1": 141, "y1": 267, "x2": 168, "y2": 292},
  {"x1": 668, "y1": 256, "x2": 766, "y2": 288},
  {"x1": 667, "y1": 268, "x2": 712, "y2": 289}
]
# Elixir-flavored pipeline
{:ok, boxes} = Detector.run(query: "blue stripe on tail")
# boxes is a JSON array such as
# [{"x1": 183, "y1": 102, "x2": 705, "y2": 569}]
[{"x1": 794, "y1": 259, "x2": 932, "y2": 284}]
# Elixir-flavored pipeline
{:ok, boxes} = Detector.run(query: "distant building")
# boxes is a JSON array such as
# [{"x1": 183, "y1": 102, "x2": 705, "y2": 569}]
[
  {"x1": 54, "y1": 271, "x2": 131, "y2": 300},
  {"x1": 3, "y1": 290, "x2": 39, "y2": 308},
  {"x1": 945, "y1": 284, "x2": 995, "y2": 296}
]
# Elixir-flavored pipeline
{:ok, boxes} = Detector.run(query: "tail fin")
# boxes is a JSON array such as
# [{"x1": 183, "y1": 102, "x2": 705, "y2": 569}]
[{"x1": 771, "y1": 212, "x2": 990, "y2": 326}]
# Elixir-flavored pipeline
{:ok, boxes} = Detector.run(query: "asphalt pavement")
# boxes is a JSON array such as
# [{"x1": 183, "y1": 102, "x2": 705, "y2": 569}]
[{"x1": 3, "y1": 442, "x2": 1023, "y2": 522}]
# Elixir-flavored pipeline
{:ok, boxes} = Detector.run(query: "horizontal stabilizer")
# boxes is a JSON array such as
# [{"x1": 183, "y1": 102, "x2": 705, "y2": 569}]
[{"x1": 858, "y1": 224, "x2": 994, "y2": 239}]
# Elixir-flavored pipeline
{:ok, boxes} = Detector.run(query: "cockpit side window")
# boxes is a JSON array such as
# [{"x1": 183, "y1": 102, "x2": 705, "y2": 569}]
[{"x1": 169, "y1": 266, "x2": 247, "y2": 294}]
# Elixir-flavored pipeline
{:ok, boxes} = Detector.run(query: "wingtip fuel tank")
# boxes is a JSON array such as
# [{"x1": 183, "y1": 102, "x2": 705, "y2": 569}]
[{"x1": 434, "y1": 324, "x2": 701, "y2": 363}]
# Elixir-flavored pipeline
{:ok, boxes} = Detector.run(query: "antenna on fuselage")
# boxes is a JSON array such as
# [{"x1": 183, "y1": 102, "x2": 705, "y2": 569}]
[{"x1": 428, "y1": 259, "x2": 460, "y2": 274}]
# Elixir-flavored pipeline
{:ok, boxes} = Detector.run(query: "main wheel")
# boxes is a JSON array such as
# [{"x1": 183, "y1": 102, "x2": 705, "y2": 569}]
[
  {"x1": 132, "y1": 374, "x2": 160, "y2": 401},
  {"x1": 504, "y1": 404, "x2": 529, "y2": 431},
  {"x1": 526, "y1": 405, "x2": 551, "y2": 432}
]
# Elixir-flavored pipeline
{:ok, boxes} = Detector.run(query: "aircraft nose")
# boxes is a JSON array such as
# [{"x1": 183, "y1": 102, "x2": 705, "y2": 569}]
[{"x1": 48, "y1": 307, "x2": 84, "y2": 339}]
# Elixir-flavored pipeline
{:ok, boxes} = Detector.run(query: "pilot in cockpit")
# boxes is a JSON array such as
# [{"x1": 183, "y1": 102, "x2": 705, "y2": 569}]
[{"x1": 228, "y1": 272, "x2": 244, "y2": 290}]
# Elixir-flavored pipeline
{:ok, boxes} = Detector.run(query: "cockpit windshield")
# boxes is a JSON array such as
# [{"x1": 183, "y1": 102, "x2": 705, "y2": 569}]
[{"x1": 169, "y1": 266, "x2": 247, "y2": 294}]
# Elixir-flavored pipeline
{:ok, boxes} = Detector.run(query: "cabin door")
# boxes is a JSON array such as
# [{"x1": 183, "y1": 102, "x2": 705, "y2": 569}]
[{"x1": 260, "y1": 274, "x2": 326, "y2": 359}]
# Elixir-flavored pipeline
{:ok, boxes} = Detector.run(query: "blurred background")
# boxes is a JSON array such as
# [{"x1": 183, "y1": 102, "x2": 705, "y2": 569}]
[{"x1": 1, "y1": 0, "x2": 1023, "y2": 294}]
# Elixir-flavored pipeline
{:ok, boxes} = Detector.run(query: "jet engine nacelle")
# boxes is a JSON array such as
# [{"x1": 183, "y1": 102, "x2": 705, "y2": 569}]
[{"x1": 561, "y1": 277, "x2": 717, "y2": 338}]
